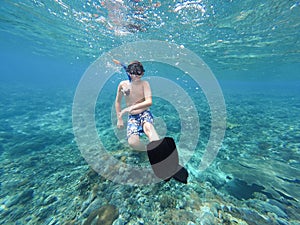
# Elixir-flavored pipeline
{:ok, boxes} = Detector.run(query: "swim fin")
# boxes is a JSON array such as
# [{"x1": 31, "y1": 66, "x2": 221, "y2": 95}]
[{"x1": 146, "y1": 137, "x2": 188, "y2": 184}]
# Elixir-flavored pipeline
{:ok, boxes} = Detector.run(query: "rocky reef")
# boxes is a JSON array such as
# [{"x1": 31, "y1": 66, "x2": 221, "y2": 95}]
[{"x1": 0, "y1": 87, "x2": 299, "y2": 224}]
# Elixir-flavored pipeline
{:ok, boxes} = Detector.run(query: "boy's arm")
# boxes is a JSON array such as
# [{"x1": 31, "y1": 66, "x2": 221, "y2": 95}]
[
  {"x1": 115, "y1": 83, "x2": 124, "y2": 128},
  {"x1": 115, "y1": 83, "x2": 123, "y2": 114}
]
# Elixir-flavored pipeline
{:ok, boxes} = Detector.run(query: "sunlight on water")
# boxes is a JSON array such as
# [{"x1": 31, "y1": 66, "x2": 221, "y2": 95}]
[{"x1": 0, "y1": 0, "x2": 300, "y2": 70}]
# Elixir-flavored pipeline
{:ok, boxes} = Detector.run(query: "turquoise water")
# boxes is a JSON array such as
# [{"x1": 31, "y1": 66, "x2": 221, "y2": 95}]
[{"x1": 1, "y1": 1, "x2": 300, "y2": 224}]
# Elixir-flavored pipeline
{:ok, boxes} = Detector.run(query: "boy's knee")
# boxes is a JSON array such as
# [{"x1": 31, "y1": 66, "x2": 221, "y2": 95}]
[
  {"x1": 128, "y1": 136, "x2": 139, "y2": 148},
  {"x1": 128, "y1": 138, "x2": 136, "y2": 147},
  {"x1": 128, "y1": 136, "x2": 145, "y2": 151}
]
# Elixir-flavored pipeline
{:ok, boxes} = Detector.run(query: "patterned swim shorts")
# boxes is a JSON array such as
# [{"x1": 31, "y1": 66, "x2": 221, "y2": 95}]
[{"x1": 127, "y1": 110, "x2": 154, "y2": 138}]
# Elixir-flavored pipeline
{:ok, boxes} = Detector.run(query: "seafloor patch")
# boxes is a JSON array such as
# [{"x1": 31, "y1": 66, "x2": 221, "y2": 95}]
[{"x1": 0, "y1": 87, "x2": 299, "y2": 224}]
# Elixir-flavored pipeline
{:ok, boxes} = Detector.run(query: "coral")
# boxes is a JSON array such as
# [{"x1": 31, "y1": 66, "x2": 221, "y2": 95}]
[
  {"x1": 83, "y1": 204, "x2": 119, "y2": 225},
  {"x1": 78, "y1": 168, "x2": 99, "y2": 198},
  {"x1": 226, "y1": 122, "x2": 240, "y2": 130},
  {"x1": 159, "y1": 195, "x2": 177, "y2": 210}
]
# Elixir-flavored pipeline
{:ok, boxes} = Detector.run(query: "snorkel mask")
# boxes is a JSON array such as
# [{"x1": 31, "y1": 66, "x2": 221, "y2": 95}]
[
  {"x1": 112, "y1": 59, "x2": 145, "y2": 83},
  {"x1": 126, "y1": 61, "x2": 145, "y2": 77}
]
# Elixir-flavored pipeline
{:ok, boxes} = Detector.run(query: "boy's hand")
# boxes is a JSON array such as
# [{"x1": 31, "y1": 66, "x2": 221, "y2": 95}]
[
  {"x1": 117, "y1": 118, "x2": 124, "y2": 129},
  {"x1": 117, "y1": 106, "x2": 133, "y2": 129}
]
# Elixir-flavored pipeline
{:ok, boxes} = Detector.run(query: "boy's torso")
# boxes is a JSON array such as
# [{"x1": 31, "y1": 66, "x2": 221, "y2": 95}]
[{"x1": 122, "y1": 80, "x2": 148, "y2": 114}]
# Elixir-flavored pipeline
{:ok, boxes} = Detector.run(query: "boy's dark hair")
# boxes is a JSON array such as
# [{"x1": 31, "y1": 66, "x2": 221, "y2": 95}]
[{"x1": 126, "y1": 61, "x2": 145, "y2": 75}]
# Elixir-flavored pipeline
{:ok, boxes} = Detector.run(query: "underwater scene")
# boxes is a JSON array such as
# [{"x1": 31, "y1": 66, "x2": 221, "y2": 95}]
[{"x1": 0, "y1": 0, "x2": 300, "y2": 225}]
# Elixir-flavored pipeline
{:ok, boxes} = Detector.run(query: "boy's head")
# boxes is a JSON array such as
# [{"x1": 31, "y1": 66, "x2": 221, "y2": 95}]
[{"x1": 126, "y1": 61, "x2": 145, "y2": 76}]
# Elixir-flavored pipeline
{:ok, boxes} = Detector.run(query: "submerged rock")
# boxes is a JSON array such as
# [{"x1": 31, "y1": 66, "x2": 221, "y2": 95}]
[
  {"x1": 6, "y1": 189, "x2": 34, "y2": 207},
  {"x1": 83, "y1": 204, "x2": 119, "y2": 225},
  {"x1": 0, "y1": 144, "x2": 4, "y2": 155},
  {"x1": 230, "y1": 207, "x2": 269, "y2": 225},
  {"x1": 42, "y1": 195, "x2": 58, "y2": 206}
]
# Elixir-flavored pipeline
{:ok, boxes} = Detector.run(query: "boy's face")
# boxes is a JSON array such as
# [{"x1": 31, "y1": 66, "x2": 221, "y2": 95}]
[{"x1": 126, "y1": 61, "x2": 145, "y2": 80}]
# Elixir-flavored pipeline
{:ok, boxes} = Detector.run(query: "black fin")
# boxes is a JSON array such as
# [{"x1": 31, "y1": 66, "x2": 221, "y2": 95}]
[
  {"x1": 173, "y1": 166, "x2": 188, "y2": 184},
  {"x1": 146, "y1": 137, "x2": 188, "y2": 184}
]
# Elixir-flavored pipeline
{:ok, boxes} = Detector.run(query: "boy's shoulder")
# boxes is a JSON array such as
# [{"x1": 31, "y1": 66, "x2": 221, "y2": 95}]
[
  {"x1": 141, "y1": 80, "x2": 149, "y2": 85},
  {"x1": 119, "y1": 80, "x2": 149, "y2": 85},
  {"x1": 137, "y1": 80, "x2": 150, "y2": 87},
  {"x1": 119, "y1": 80, "x2": 130, "y2": 85}
]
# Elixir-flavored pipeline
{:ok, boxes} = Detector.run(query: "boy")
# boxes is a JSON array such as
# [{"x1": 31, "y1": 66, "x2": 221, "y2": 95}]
[
  {"x1": 114, "y1": 61, "x2": 188, "y2": 183},
  {"x1": 115, "y1": 61, "x2": 159, "y2": 151}
]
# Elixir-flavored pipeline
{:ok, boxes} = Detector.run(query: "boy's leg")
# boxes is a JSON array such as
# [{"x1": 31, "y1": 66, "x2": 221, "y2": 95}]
[
  {"x1": 128, "y1": 134, "x2": 146, "y2": 151},
  {"x1": 143, "y1": 122, "x2": 159, "y2": 142},
  {"x1": 127, "y1": 114, "x2": 146, "y2": 151}
]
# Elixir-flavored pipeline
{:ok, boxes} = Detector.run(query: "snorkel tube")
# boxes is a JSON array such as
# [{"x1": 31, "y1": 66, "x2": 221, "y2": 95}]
[{"x1": 112, "y1": 59, "x2": 131, "y2": 82}]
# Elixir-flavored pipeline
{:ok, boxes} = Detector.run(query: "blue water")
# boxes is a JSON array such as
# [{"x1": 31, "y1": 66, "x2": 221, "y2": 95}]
[{"x1": 1, "y1": 1, "x2": 300, "y2": 224}]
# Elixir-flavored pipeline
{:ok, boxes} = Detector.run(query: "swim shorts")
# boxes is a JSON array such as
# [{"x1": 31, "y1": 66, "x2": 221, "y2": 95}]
[{"x1": 127, "y1": 110, "x2": 154, "y2": 138}]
